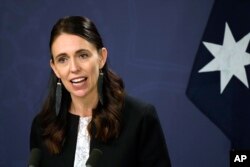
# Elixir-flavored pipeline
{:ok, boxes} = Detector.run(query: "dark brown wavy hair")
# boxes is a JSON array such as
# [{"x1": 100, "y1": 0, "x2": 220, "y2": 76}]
[{"x1": 39, "y1": 16, "x2": 125, "y2": 154}]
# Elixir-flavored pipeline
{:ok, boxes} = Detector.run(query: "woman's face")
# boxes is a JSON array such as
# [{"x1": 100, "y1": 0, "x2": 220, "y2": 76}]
[{"x1": 50, "y1": 33, "x2": 107, "y2": 100}]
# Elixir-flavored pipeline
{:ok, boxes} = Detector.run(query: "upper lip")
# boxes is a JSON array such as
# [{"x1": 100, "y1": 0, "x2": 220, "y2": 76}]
[{"x1": 70, "y1": 76, "x2": 87, "y2": 82}]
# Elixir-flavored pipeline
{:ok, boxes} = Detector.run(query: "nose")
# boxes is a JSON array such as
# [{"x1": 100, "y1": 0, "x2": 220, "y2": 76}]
[{"x1": 70, "y1": 58, "x2": 80, "y2": 73}]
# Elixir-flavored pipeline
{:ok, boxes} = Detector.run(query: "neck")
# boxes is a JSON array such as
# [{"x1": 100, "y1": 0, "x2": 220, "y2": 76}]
[{"x1": 70, "y1": 92, "x2": 99, "y2": 117}]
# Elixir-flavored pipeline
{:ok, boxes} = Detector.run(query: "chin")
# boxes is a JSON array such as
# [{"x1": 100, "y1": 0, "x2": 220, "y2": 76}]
[
  {"x1": 69, "y1": 90, "x2": 87, "y2": 98},
  {"x1": 74, "y1": 93, "x2": 87, "y2": 98}
]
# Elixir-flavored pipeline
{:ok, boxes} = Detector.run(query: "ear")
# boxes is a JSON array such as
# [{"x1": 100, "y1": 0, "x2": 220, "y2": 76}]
[
  {"x1": 99, "y1": 47, "x2": 108, "y2": 69},
  {"x1": 50, "y1": 59, "x2": 60, "y2": 78}
]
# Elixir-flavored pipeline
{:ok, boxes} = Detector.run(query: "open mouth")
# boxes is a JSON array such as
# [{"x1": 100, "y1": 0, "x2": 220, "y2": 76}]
[{"x1": 70, "y1": 77, "x2": 87, "y2": 84}]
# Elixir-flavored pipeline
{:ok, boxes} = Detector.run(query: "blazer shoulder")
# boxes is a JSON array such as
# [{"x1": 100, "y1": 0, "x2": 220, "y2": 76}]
[
  {"x1": 123, "y1": 95, "x2": 171, "y2": 166},
  {"x1": 125, "y1": 95, "x2": 154, "y2": 108},
  {"x1": 124, "y1": 95, "x2": 158, "y2": 119},
  {"x1": 30, "y1": 114, "x2": 43, "y2": 150}
]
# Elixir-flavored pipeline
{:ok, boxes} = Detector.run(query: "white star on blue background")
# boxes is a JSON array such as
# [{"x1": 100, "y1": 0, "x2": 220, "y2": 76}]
[{"x1": 199, "y1": 22, "x2": 250, "y2": 93}]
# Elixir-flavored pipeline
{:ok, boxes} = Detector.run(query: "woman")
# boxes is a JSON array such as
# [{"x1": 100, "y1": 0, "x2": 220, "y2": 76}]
[{"x1": 30, "y1": 16, "x2": 171, "y2": 167}]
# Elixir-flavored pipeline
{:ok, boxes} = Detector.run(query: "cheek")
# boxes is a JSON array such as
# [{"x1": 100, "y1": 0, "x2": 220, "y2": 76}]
[
  {"x1": 90, "y1": 65, "x2": 99, "y2": 79},
  {"x1": 88, "y1": 65, "x2": 100, "y2": 84},
  {"x1": 88, "y1": 59, "x2": 100, "y2": 77},
  {"x1": 55, "y1": 66, "x2": 69, "y2": 80}
]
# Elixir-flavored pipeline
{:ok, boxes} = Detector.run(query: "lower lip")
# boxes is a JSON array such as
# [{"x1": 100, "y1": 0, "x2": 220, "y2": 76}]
[{"x1": 71, "y1": 80, "x2": 87, "y2": 89}]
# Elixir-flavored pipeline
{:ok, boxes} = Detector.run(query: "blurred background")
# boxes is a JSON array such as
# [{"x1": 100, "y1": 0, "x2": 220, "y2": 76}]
[{"x1": 0, "y1": 0, "x2": 231, "y2": 166}]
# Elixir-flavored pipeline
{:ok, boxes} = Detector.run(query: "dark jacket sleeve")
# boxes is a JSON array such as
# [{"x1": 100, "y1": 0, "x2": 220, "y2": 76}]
[
  {"x1": 30, "y1": 116, "x2": 41, "y2": 150},
  {"x1": 137, "y1": 105, "x2": 171, "y2": 167}
]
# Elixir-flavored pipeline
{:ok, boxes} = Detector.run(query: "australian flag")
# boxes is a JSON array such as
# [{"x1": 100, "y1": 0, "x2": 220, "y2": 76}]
[{"x1": 186, "y1": 0, "x2": 250, "y2": 150}]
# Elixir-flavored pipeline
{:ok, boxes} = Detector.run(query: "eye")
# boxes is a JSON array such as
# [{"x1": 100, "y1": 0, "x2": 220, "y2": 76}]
[
  {"x1": 79, "y1": 53, "x2": 88, "y2": 59},
  {"x1": 57, "y1": 56, "x2": 68, "y2": 63}
]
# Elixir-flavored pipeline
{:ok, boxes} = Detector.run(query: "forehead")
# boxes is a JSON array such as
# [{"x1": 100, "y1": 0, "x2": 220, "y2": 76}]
[{"x1": 51, "y1": 33, "x2": 96, "y2": 55}]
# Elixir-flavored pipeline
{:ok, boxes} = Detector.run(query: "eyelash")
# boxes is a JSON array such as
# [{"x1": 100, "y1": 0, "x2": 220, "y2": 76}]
[
  {"x1": 57, "y1": 57, "x2": 68, "y2": 63},
  {"x1": 56, "y1": 53, "x2": 88, "y2": 63},
  {"x1": 79, "y1": 53, "x2": 88, "y2": 59}
]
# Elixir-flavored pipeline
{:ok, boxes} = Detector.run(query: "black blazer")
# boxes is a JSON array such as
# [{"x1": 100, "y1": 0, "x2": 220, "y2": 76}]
[{"x1": 30, "y1": 95, "x2": 171, "y2": 167}]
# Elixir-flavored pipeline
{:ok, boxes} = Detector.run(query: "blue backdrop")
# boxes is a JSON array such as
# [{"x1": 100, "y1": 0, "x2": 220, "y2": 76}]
[{"x1": 0, "y1": 0, "x2": 230, "y2": 166}]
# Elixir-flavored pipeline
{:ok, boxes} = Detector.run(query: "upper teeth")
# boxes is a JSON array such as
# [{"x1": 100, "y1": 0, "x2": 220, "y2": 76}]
[{"x1": 71, "y1": 78, "x2": 86, "y2": 83}]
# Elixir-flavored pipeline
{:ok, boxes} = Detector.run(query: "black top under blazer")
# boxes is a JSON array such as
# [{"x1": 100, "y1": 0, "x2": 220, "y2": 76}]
[{"x1": 30, "y1": 95, "x2": 171, "y2": 167}]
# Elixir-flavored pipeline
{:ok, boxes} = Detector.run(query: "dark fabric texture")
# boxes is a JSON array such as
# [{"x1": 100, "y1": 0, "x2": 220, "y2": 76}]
[
  {"x1": 186, "y1": 0, "x2": 250, "y2": 149},
  {"x1": 30, "y1": 95, "x2": 171, "y2": 167}
]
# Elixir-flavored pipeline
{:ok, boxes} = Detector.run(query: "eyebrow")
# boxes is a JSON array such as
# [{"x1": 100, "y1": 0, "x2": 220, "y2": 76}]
[
  {"x1": 75, "y1": 49, "x2": 90, "y2": 54},
  {"x1": 55, "y1": 49, "x2": 90, "y2": 59}
]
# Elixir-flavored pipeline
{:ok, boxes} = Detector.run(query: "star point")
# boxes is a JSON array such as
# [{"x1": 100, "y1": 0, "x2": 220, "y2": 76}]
[{"x1": 199, "y1": 22, "x2": 250, "y2": 93}]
